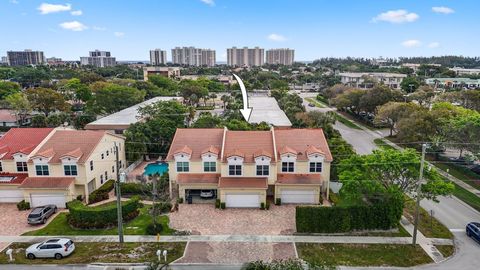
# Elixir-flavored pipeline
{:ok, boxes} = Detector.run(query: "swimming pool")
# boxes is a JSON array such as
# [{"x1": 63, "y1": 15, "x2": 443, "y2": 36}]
[{"x1": 144, "y1": 162, "x2": 169, "y2": 176}]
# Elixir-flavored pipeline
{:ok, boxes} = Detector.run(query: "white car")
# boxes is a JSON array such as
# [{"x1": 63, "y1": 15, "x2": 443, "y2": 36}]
[{"x1": 25, "y1": 238, "x2": 75, "y2": 260}]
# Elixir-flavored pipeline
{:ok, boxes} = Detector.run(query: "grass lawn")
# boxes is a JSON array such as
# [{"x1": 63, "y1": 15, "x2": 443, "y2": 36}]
[
  {"x1": 0, "y1": 242, "x2": 186, "y2": 264},
  {"x1": 335, "y1": 113, "x2": 362, "y2": 130},
  {"x1": 451, "y1": 183, "x2": 480, "y2": 212},
  {"x1": 348, "y1": 225, "x2": 410, "y2": 237},
  {"x1": 306, "y1": 97, "x2": 326, "y2": 108},
  {"x1": 426, "y1": 156, "x2": 480, "y2": 190},
  {"x1": 403, "y1": 198, "x2": 453, "y2": 239},
  {"x1": 373, "y1": 138, "x2": 396, "y2": 151},
  {"x1": 297, "y1": 243, "x2": 432, "y2": 267},
  {"x1": 435, "y1": 245, "x2": 455, "y2": 258},
  {"x1": 23, "y1": 206, "x2": 175, "y2": 236}
]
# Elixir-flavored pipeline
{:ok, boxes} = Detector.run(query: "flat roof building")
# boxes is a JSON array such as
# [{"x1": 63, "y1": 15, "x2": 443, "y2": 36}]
[
  {"x1": 7, "y1": 50, "x2": 45, "y2": 66},
  {"x1": 266, "y1": 48, "x2": 295, "y2": 65},
  {"x1": 150, "y1": 49, "x2": 167, "y2": 66},
  {"x1": 339, "y1": 72, "x2": 407, "y2": 90},
  {"x1": 171, "y1": 47, "x2": 216, "y2": 66},
  {"x1": 248, "y1": 96, "x2": 292, "y2": 128},
  {"x1": 143, "y1": 66, "x2": 181, "y2": 81},
  {"x1": 227, "y1": 47, "x2": 264, "y2": 67},
  {"x1": 80, "y1": 50, "x2": 116, "y2": 68}
]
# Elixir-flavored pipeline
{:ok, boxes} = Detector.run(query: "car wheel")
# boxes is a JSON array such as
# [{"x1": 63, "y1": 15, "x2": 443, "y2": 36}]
[
  {"x1": 54, "y1": 207, "x2": 57, "y2": 213},
  {"x1": 27, "y1": 253, "x2": 35, "y2": 260},
  {"x1": 42, "y1": 218, "x2": 46, "y2": 224},
  {"x1": 467, "y1": 230, "x2": 471, "y2": 237},
  {"x1": 54, "y1": 253, "x2": 63, "y2": 260}
]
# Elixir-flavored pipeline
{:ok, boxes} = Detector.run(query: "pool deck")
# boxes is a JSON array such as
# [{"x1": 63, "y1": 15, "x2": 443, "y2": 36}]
[{"x1": 127, "y1": 160, "x2": 150, "y2": 181}]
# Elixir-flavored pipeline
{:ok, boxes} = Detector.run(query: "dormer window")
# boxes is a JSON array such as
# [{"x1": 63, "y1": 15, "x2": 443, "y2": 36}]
[
  {"x1": 281, "y1": 162, "x2": 294, "y2": 172},
  {"x1": 307, "y1": 151, "x2": 324, "y2": 173},
  {"x1": 35, "y1": 165, "x2": 49, "y2": 176},
  {"x1": 16, "y1": 162, "x2": 28, "y2": 172},
  {"x1": 176, "y1": 161, "x2": 189, "y2": 172},
  {"x1": 64, "y1": 165, "x2": 78, "y2": 176},
  {"x1": 204, "y1": 162, "x2": 216, "y2": 172},
  {"x1": 255, "y1": 155, "x2": 270, "y2": 176},
  {"x1": 227, "y1": 155, "x2": 243, "y2": 176}
]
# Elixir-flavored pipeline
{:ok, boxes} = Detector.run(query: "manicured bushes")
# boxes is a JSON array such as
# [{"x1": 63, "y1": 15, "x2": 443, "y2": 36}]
[
  {"x1": 153, "y1": 202, "x2": 172, "y2": 214},
  {"x1": 67, "y1": 196, "x2": 140, "y2": 229},
  {"x1": 17, "y1": 200, "x2": 30, "y2": 211},
  {"x1": 146, "y1": 222, "x2": 163, "y2": 235},
  {"x1": 265, "y1": 201, "x2": 270, "y2": 210},
  {"x1": 88, "y1": 179, "x2": 115, "y2": 204},
  {"x1": 120, "y1": 182, "x2": 145, "y2": 195},
  {"x1": 215, "y1": 199, "x2": 220, "y2": 209},
  {"x1": 296, "y1": 194, "x2": 404, "y2": 233},
  {"x1": 275, "y1": 198, "x2": 281, "y2": 205},
  {"x1": 260, "y1": 202, "x2": 265, "y2": 210},
  {"x1": 220, "y1": 202, "x2": 226, "y2": 209}
]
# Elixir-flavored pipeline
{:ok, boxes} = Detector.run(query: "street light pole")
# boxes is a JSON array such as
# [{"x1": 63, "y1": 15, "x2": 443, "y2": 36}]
[
  {"x1": 412, "y1": 143, "x2": 427, "y2": 245},
  {"x1": 115, "y1": 142, "x2": 124, "y2": 243}
]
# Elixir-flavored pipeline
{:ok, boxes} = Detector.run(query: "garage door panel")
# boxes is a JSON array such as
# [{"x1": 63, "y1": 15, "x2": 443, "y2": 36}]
[
  {"x1": 0, "y1": 190, "x2": 24, "y2": 203},
  {"x1": 225, "y1": 194, "x2": 260, "y2": 208},
  {"x1": 30, "y1": 193, "x2": 66, "y2": 208},
  {"x1": 281, "y1": 189, "x2": 315, "y2": 204}
]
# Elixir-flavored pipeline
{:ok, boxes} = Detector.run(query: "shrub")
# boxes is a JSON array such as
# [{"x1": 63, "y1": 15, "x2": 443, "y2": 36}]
[
  {"x1": 17, "y1": 200, "x2": 30, "y2": 211},
  {"x1": 67, "y1": 196, "x2": 140, "y2": 229},
  {"x1": 275, "y1": 198, "x2": 281, "y2": 205},
  {"x1": 329, "y1": 190, "x2": 340, "y2": 206},
  {"x1": 220, "y1": 202, "x2": 226, "y2": 209},
  {"x1": 153, "y1": 202, "x2": 172, "y2": 214},
  {"x1": 242, "y1": 259, "x2": 304, "y2": 270},
  {"x1": 265, "y1": 201, "x2": 270, "y2": 210},
  {"x1": 76, "y1": 195, "x2": 83, "y2": 202},
  {"x1": 296, "y1": 194, "x2": 404, "y2": 233},
  {"x1": 88, "y1": 180, "x2": 115, "y2": 204},
  {"x1": 177, "y1": 197, "x2": 184, "y2": 204},
  {"x1": 146, "y1": 222, "x2": 163, "y2": 235},
  {"x1": 120, "y1": 182, "x2": 145, "y2": 195},
  {"x1": 260, "y1": 202, "x2": 265, "y2": 210},
  {"x1": 215, "y1": 199, "x2": 220, "y2": 209}
]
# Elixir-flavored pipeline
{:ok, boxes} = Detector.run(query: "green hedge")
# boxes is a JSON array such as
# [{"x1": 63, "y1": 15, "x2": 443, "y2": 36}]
[
  {"x1": 67, "y1": 196, "x2": 140, "y2": 229},
  {"x1": 17, "y1": 200, "x2": 30, "y2": 211},
  {"x1": 120, "y1": 182, "x2": 146, "y2": 195},
  {"x1": 88, "y1": 180, "x2": 115, "y2": 204},
  {"x1": 296, "y1": 195, "x2": 404, "y2": 233}
]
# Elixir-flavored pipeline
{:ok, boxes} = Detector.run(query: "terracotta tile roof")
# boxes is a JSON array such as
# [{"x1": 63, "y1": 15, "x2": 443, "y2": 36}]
[
  {"x1": 33, "y1": 148, "x2": 56, "y2": 159},
  {"x1": 225, "y1": 149, "x2": 244, "y2": 158},
  {"x1": 219, "y1": 177, "x2": 268, "y2": 189},
  {"x1": 0, "y1": 109, "x2": 17, "y2": 122},
  {"x1": 277, "y1": 174, "x2": 322, "y2": 185},
  {"x1": 166, "y1": 128, "x2": 224, "y2": 161},
  {"x1": 60, "y1": 148, "x2": 83, "y2": 159},
  {"x1": 274, "y1": 129, "x2": 333, "y2": 161},
  {"x1": 174, "y1": 145, "x2": 193, "y2": 156},
  {"x1": 253, "y1": 149, "x2": 272, "y2": 158},
  {"x1": 305, "y1": 145, "x2": 324, "y2": 156},
  {"x1": 0, "y1": 128, "x2": 54, "y2": 160},
  {"x1": 223, "y1": 130, "x2": 274, "y2": 163},
  {"x1": 201, "y1": 145, "x2": 220, "y2": 155},
  {"x1": 0, "y1": 173, "x2": 28, "y2": 185},
  {"x1": 177, "y1": 173, "x2": 220, "y2": 184},
  {"x1": 19, "y1": 177, "x2": 74, "y2": 189},
  {"x1": 279, "y1": 146, "x2": 297, "y2": 155},
  {"x1": 31, "y1": 130, "x2": 107, "y2": 164}
]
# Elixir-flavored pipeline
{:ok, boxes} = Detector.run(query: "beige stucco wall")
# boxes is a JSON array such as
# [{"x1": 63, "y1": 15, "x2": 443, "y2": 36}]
[
  {"x1": 274, "y1": 184, "x2": 321, "y2": 204},
  {"x1": 219, "y1": 188, "x2": 267, "y2": 205},
  {"x1": 0, "y1": 184, "x2": 21, "y2": 191},
  {"x1": 0, "y1": 160, "x2": 17, "y2": 173}
]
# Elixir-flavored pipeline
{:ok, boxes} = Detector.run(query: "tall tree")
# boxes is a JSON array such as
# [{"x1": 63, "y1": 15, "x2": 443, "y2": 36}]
[
  {"x1": 25, "y1": 88, "x2": 70, "y2": 116},
  {"x1": 5, "y1": 93, "x2": 31, "y2": 126},
  {"x1": 0, "y1": 81, "x2": 21, "y2": 100},
  {"x1": 88, "y1": 84, "x2": 145, "y2": 114}
]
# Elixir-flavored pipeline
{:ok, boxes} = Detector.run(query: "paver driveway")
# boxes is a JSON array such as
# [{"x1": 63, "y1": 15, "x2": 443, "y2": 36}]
[{"x1": 169, "y1": 204, "x2": 296, "y2": 235}]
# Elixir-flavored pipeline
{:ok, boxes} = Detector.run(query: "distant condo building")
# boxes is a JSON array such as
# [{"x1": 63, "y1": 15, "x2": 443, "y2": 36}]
[
  {"x1": 46, "y1": 57, "x2": 63, "y2": 66},
  {"x1": 80, "y1": 50, "x2": 116, "y2": 67},
  {"x1": 149, "y1": 49, "x2": 167, "y2": 66},
  {"x1": 449, "y1": 67, "x2": 480, "y2": 76},
  {"x1": 7, "y1": 50, "x2": 45, "y2": 66},
  {"x1": 339, "y1": 72, "x2": 407, "y2": 90},
  {"x1": 227, "y1": 46, "x2": 264, "y2": 67},
  {"x1": 266, "y1": 48, "x2": 295, "y2": 65},
  {"x1": 171, "y1": 47, "x2": 216, "y2": 67},
  {"x1": 1, "y1": 56, "x2": 7, "y2": 65}
]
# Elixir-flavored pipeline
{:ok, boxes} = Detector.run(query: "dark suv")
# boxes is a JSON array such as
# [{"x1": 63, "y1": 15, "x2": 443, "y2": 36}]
[
  {"x1": 466, "y1": 222, "x2": 480, "y2": 243},
  {"x1": 27, "y1": 205, "x2": 57, "y2": 225}
]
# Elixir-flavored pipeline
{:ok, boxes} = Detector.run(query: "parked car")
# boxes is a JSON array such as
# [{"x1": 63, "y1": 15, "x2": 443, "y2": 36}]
[
  {"x1": 470, "y1": 165, "x2": 480, "y2": 175},
  {"x1": 27, "y1": 205, "x2": 57, "y2": 225},
  {"x1": 26, "y1": 238, "x2": 75, "y2": 259},
  {"x1": 308, "y1": 103, "x2": 315, "y2": 107},
  {"x1": 200, "y1": 190, "x2": 215, "y2": 199},
  {"x1": 466, "y1": 222, "x2": 480, "y2": 243}
]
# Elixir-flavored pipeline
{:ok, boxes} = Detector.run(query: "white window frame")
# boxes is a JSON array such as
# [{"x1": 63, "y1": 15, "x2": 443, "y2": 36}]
[
  {"x1": 228, "y1": 164, "x2": 242, "y2": 176},
  {"x1": 176, "y1": 161, "x2": 190, "y2": 172}
]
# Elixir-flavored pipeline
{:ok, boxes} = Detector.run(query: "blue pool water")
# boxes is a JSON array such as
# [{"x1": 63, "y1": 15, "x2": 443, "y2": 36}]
[{"x1": 144, "y1": 162, "x2": 169, "y2": 176}]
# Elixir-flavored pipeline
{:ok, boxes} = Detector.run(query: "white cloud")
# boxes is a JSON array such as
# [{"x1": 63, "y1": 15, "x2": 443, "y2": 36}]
[
  {"x1": 114, "y1": 32, "x2": 125, "y2": 37},
  {"x1": 93, "y1": 26, "x2": 107, "y2": 31},
  {"x1": 71, "y1": 10, "x2": 83, "y2": 16},
  {"x1": 432, "y1": 6, "x2": 455, "y2": 14},
  {"x1": 402, "y1": 39, "x2": 422, "y2": 48},
  {"x1": 200, "y1": 0, "x2": 215, "y2": 6},
  {"x1": 10, "y1": 0, "x2": 19, "y2": 4},
  {"x1": 428, "y1": 42, "x2": 440, "y2": 48},
  {"x1": 38, "y1": 3, "x2": 72, "y2": 14},
  {"x1": 267, "y1": 33, "x2": 287, "y2": 42},
  {"x1": 59, "y1": 21, "x2": 88, "y2": 31},
  {"x1": 372, "y1": 9, "x2": 419, "y2": 23}
]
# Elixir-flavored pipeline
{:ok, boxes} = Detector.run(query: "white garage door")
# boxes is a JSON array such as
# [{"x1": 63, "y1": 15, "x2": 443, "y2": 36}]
[
  {"x1": 281, "y1": 189, "x2": 315, "y2": 204},
  {"x1": 0, "y1": 190, "x2": 24, "y2": 203},
  {"x1": 225, "y1": 194, "x2": 260, "y2": 208},
  {"x1": 30, "y1": 193, "x2": 67, "y2": 208}
]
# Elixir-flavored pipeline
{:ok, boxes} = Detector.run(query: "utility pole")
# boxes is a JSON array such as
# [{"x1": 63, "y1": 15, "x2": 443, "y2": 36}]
[
  {"x1": 412, "y1": 143, "x2": 427, "y2": 245},
  {"x1": 115, "y1": 142, "x2": 124, "y2": 243}
]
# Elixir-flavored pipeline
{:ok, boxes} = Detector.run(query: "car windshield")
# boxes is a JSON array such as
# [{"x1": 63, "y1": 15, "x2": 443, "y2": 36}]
[
  {"x1": 28, "y1": 213, "x2": 41, "y2": 218},
  {"x1": 65, "y1": 240, "x2": 73, "y2": 247}
]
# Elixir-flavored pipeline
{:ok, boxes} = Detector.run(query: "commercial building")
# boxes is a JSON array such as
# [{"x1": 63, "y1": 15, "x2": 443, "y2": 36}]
[
  {"x1": 425, "y1": 78, "x2": 480, "y2": 89},
  {"x1": 449, "y1": 67, "x2": 480, "y2": 76},
  {"x1": 46, "y1": 57, "x2": 64, "y2": 66},
  {"x1": 80, "y1": 50, "x2": 116, "y2": 67},
  {"x1": 227, "y1": 47, "x2": 264, "y2": 67},
  {"x1": 339, "y1": 72, "x2": 407, "y2": 89},
  {"x1": 266, "y1": 48, "x2": 295, "y2": 65},
  {"x1": 248, "y1": 96, "x2": 292, "y2": 127},
  {"x1": 149, "y1": 49, "x2": 167, "y2": 66},
  {"x1": 143, "y1": 66, "x2": 181, "y2": 81},
  {"x1": 7, "y1": 50, "x2": 45, "y2": 66},
  {"x1": 1, "y1": 57, "x2": 7, "y2": 65},
  {"x1": 171, "y1": 47, "x2": 216, "y2": 66},
  {"x1": 201, "y1": 49, "x2": 216, "y2": 67}
]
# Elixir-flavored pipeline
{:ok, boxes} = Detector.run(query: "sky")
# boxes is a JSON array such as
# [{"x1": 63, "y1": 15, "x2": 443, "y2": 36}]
[{"x1": 0, "y1": 0, "x2": 478, "y2": 61}]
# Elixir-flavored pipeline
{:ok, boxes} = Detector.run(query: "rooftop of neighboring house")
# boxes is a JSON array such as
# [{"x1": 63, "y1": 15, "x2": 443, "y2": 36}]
[
  {"x1": 248, "y1": 96, "x2": 292, "y2": 127},
  {"x1": 0, "y1": 172, "x2": 29, "y2": 185},
  {"x1": 30, "y1": 129, "x2": 117, "y2": 164},
  {"x1": 0, "y1": 128, "x2": 54, "y2": 160},
  {"x1": 339, "y1": 72, "x2": 407, "y2": 78},
  {"x1": 0, "y1": 109, "x2": 18, "y2": 123},
  {"x1": 166, "y1": 128, "x2": 332, "y2": 163}
]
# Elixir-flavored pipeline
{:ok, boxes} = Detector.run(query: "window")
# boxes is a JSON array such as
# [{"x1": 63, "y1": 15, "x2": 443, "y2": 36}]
[
  {"x1": 176, "y1": 162, "x2": 189, "y2": 172},
  {"x1": 203, "y1": 161, "x2": 216, "y2": 172},
  {"x1": 228, "y1": 165, "x2": 242, "y2": 176},
  {"x1": 309, "y1": 162, "x2": 322, "y2": 173},
  {"x1": 16, "y1": 162, "x2": 28, "y2": 172},
  {"x1": 112, "y1": 166, "x2": 115, "y2": 173},
  {"x1": 90, "y1": 161, "x2": 94, "y2": 171},
  {"x1": 64, "y1": 165, "x2": 78, "y2": 176},
  {"x1": 281, "y1": 162, "x2": 294, "y2": 172},
  {"x1": 256, "y1": 165, "x2": 269, "y2": 176},
  {"x1": 100, "y1": 175, "x2": 104, "y2": 184},
  {"x1": 0, "y1": 162, "x2": 2, "y2": 172},
  {"x1": 35, "y1": 165, "x2": 49, "y2": 176},
  {"x1": 101, "y1": 154, "x2": 104, "y2": 159},
  {"x1": 106, "y1": 151, "x2": 109, "y2": 156},
  {"x1": 105, "y1": 171, "x2": 108, "y2": 180}
]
